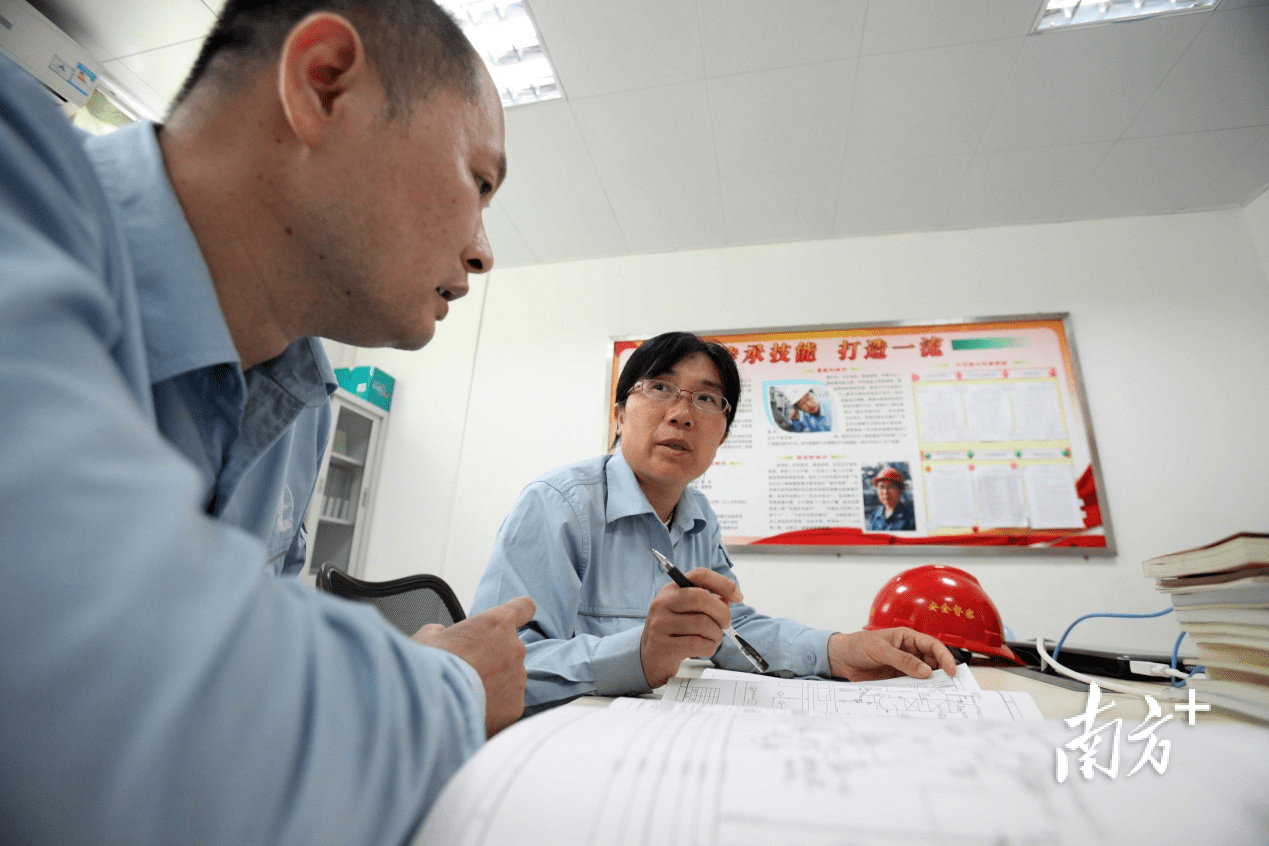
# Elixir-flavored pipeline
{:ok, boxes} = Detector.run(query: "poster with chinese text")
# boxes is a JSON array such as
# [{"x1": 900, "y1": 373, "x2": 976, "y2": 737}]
[{"x1": 607, "y1": 314, "x2": 1113, "y2": 555}]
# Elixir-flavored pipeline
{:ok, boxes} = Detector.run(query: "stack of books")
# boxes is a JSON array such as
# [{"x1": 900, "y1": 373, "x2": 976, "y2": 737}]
[{"x1": 1144, "y1": 532, "x2": 1269, "y2": 722}]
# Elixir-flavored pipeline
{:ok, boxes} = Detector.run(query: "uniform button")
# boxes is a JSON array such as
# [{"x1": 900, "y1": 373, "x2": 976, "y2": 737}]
[{"x1": 803, "y1": 651, "x2": 815, "y2": 668}]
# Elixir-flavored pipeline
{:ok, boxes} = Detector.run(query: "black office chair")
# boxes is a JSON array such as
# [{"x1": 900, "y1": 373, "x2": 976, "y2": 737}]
[{"x1": 316, "y1": 563, "x2": 466, "y2": 635}]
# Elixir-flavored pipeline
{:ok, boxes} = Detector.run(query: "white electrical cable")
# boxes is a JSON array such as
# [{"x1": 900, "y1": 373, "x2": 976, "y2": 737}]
[
  {"x1": 1127, "y1": 661, "x2": 1195, "y2": 681},
  {"x1": 1034, "y1": 637, "x2": 1188, "y2": 701}
]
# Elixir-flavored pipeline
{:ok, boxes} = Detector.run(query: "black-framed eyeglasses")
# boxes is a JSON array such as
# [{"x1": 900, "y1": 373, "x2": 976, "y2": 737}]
[{"x1": 630, "y1": 379, "x2": 731, "y2": 415}]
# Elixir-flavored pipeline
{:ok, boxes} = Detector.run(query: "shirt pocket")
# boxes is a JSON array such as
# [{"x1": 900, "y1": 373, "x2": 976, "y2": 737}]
[{"x1": 576, "y1": 610, "x2": 646, "y2": 639}]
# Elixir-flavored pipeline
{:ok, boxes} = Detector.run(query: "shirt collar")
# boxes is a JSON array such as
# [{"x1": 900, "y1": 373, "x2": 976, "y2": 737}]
[
  {"x1": 262, "y1": 337, "x2": 339, "y2": 405},
  {"x1": 85, "y1": 123, "x2": 335, "y2": 406},
  {"x1": 604, "y1": 450, "x2": 707, "y2": 535},
  {"x1": 85, "y1": 122, "x2": 236, "y2": 384}
]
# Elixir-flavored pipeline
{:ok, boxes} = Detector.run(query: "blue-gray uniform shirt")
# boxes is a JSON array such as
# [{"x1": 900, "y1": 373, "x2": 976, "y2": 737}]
[
  {"x1": 790, "y1": 404, "x2": 833, "y2": 433},
  {"x1": 471, "y1": 450, "x2": 834, "y2": 713},
  {"x1": 84, "y1": 120, "x2": 333, "y2": 575},
  {"x1": 0, "y1": 55, "x2": 484, "y2": 846},
  {"x1": 868, "y1": 499, "x2": 917, "y2": 531}
]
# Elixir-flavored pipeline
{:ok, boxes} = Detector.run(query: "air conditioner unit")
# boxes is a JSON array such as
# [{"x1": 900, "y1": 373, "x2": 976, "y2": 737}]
[{"x1": 0, "y1": 0, "x2": 101, "y2": 108}]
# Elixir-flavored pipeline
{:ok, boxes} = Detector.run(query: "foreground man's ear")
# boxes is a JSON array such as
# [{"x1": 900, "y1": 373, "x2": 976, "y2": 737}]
[{"x1": 278, "y1": 13, "x2": 369, "y2": 150}]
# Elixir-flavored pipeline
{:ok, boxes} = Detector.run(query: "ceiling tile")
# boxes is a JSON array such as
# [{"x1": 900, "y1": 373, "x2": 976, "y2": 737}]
[
  {"x1": 719, "y1": 168, "x2": 838, "y2": 245},
  {"x1": 501, "y1": 99, "x2": 602, "y2": 196},
  {"x1": 527, "y1": 0, "x2": 704, "y2": 99},
  {"x1": 980, "y1": 15, "x2": 1206, "y2": 152},
  {"x1": 1068, "y1": 126, "x2": 1267, "y2": 219},
  {"x1": 43, "y1": 0, "x2": 214, "y2": 60},
  {"x1": 113, "y1": 37, "x2": 201, "y2": 106},
  {"x1": 495, "y1": 102, "x2": 626, "y2": 262},
  {"x1": 497, "y1": 183, "x2": 627, "y2": 264},
  {"x1": 860, "y1": 0, "x2": 1040, "y2": 55},
  {"x1": 605, "y1": 178, "x2": 727, "y2": 254},
  {"x1": 570, "y1": 82, "x2": 714, "y2": 192},
  {"x1": 1126, "y1": 4, "x2": 1269, "y2": 137},
  {"x1": 696, "y1": 0, "x2": 867, "y2": 77},
  {"x1": 846, "y1": 38, "x2": 1023, "y2": 161},
  {"x1": 833, "y1": 155, "x2": 970, "y2": 236},
  {"x1": 1191, "y1": 126, "x2": 1269, "y2": 208},
  {"x1": 945, "y1": 143, "x2": 1114, "y2": 229},
  {"x1": 484, "y1": 203, "x2": 538, "y2": 267},
  {"x1": 709, "y1": 61, "x2": 854, "y2": 178}
]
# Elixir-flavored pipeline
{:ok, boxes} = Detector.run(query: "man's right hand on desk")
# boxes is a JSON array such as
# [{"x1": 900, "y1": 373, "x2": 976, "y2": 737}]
[{"x1": 413, "y1": 597, "x2": 536, "y2": 737}]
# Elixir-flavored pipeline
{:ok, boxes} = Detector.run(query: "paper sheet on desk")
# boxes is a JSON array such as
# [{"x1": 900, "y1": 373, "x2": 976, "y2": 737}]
[
  {"x1": 626, "y1": 663, "x2": 1045, "y2": 721},
  {"x1": 703, "y1": 663, "x2": 982, "y2": 689},
  {"x1": 415, "y1": 703, "x2": 1269, "y2": 846}
]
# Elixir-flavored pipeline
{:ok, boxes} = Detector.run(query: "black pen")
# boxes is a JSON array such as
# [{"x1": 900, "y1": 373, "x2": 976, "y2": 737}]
[{"x1": 651, "y1": 549, "x2": 770, "y2": 673}]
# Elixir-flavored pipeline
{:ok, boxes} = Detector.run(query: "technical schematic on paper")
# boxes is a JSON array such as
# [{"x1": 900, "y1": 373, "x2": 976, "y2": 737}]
[
  {"x1": 656, "y1": 669, "x2": 1042, "y2": 721},
  {"x1": 416, "y1": 703, "x2": 1269, "y2": 846}
]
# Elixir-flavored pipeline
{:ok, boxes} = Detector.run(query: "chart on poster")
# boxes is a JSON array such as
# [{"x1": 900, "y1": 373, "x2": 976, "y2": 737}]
[{"x1": 607, "y1": 314, "x2": 1112, "y2": 554}]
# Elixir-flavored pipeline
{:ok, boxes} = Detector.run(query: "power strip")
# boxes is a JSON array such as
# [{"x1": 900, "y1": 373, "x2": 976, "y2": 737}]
[{"x1": 1005, "y1": 640, "x2": 1193, "y2": 682}]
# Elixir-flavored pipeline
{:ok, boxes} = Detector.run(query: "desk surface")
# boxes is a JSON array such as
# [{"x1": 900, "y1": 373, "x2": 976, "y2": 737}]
[{"x1": 976, "y1": 666, "x2": 1163, "y2": 721}]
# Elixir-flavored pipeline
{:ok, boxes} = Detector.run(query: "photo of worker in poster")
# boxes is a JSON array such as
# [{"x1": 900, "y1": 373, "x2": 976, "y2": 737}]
[
  {"x1": 862, "y1": 462, "x2": 916, "y2": 532},
  {"x1": 768, "y1": 383, "x2": 834, "y2": 433}
]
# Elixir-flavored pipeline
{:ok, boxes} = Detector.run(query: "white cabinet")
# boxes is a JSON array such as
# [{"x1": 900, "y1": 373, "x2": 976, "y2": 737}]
[{"x1": 302, "y1": 389, "x2": 388, "y2": 580}]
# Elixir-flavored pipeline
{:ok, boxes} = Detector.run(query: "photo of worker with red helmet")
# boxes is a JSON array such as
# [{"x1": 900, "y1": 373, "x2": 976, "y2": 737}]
[
  {"x1": 865, "y1": 463, "x2": 916, "y2": 531},
  {"x1": 767, "y1": 383, "x2": 834, "y2": 434}
]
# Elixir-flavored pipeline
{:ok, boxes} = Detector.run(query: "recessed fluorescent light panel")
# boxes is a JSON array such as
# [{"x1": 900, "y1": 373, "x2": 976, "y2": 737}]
[
  {"x1": 1033, "y1": 0, "x2": 1220, "y2": 32},
  {"x1": 437, "y1": 0, "x2": 561, "y2": 106}
]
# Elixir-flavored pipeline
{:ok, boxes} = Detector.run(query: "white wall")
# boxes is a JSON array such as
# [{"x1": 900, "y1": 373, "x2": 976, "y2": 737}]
[
  {"x1": 347, "y1": 206, "x2": 1269, "y2": 657},
  {"x1": 1245, "y1": 188, "x2": 1269, "y2": 280},
  {"x1": 324, "y1": 274, "x2": 492, "y2": 582}
]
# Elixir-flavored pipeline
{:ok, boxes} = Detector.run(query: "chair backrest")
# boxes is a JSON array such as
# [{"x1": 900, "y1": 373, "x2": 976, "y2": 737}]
[{"x1": 316, "y1": 564, "x2": 466, "y2": 635}]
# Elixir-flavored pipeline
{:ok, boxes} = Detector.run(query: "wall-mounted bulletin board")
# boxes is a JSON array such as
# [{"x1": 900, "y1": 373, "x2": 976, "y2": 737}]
[{"x1": 608, "y1": 314, "x2": 1114, "y2": 555}]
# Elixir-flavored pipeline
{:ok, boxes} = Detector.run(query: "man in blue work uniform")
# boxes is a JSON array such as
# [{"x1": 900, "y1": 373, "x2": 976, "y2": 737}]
[
  {"x1": 0, "y1": 2, "x2": 533, "y2": 845},
  {"x1": 786, "y1": 385, "x2": 833, "y2": 433},
  {"x1": 867, "y1": 465, "x2": 917, "y2": 531}
]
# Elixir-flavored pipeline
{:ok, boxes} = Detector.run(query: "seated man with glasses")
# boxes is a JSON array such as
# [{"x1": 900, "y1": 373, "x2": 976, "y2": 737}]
[{"x1": 471, "y1": 331, "x2": 956, "y2": 714}]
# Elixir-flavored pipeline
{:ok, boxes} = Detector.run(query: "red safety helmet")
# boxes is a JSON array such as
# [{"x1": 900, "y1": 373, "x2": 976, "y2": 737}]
[
  {"x1": 864, "y1": 565, "x2": 1021, "y2": 665},
  {"x1": 872, "y1": 466, "x2": 905, "y2": 487}
]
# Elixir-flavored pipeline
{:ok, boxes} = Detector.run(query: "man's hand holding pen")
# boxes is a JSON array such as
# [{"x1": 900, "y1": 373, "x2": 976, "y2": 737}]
[
  {"x1": 640, "y1": 547, "x2": 957, "y2": 688},
  {"x1": 640, "y1": 567, "x2": 742, "y2": 688}
]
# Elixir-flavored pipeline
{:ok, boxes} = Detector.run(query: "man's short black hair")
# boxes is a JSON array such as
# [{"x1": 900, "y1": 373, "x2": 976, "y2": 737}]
[
  {"x1": 173, "y1": 0, "x2": 481, "y2": 119},
  {"x1": 613, "y1": 331, "x2": 741, "y2": 447}
]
